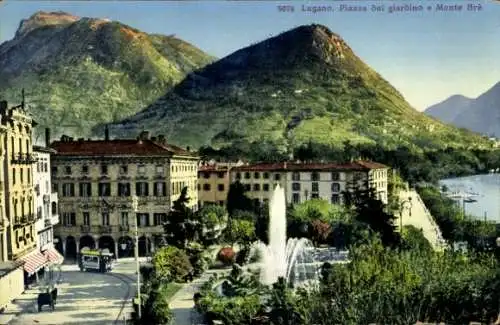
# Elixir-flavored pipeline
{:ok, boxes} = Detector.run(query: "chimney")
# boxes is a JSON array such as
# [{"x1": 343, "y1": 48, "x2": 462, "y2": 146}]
[
  {"x1": 157, "y1": 134, "x2": 166, "y2": 144},
  {"x1": 138, "y1": 131, "x2": 150, "y2": 141},
  {"x1": 0, "y1": 100, "x2": 7, "y2": 115},
  {"x1": 21, "y1": 88, "x2": 25, "y2": 110},
  {"x1": 45, "y1": 128, "x2": 51, "y2": 147},
  {"x1": 104, "y1": 125, "x2": 110, "y2": 141}
]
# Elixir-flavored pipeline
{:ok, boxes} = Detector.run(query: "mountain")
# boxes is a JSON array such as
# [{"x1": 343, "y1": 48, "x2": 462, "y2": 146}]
[
  {"x1": 425, "y1": 95, "x2": 473, "y2": 123},
  {"x1": 425, "y1": 82, "x2": 500, "y2": 138},
  {"x1": 0, "y1": 11, "x2": 215, "y2": 140},
  {"x1": 102, "y1": 24, "x2": 492, "y2": 152}
]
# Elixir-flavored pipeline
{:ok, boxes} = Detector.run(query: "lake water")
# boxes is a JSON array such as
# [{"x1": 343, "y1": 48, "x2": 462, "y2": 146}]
[{"x1": 439, "y1": 174, "x2": 500, "y2": 222}]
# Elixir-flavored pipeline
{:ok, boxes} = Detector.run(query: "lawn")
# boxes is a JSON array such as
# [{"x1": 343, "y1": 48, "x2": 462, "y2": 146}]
[{"x1": 160, "y1": 282, "x2": 183, "y2": 301}]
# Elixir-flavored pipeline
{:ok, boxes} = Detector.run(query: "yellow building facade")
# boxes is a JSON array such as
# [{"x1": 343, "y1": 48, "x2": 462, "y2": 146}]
[
  {"x1": 197, "y1": 162, "x2": 244, "y2": 207},
  {"x1": 50, "y1": 130, "x2": 199, "y2": 259},
  {"x1": 0, "y1": 100, "x2": 37, "y2": 262}
]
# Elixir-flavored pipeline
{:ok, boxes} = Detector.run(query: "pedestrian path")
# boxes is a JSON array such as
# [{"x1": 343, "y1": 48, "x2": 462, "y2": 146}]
[
  {"x1": 397, "y1": 189, "x2": 448, "y2": 251},
  {"x1": 169, "y1": 269, "x2": 229, "y2": 325}
]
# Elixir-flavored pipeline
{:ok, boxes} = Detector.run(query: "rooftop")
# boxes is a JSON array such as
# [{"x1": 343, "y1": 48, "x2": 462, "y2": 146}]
[
  {"x1": 50, "y1": 138, "x2": 198, "y2": 158},
  {"x1": 232, "y1": 160, "x2": 388, "y2": 172}
]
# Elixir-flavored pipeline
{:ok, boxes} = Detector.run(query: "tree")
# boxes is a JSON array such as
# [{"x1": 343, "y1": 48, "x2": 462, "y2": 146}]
[
  {"x1": 152, "y1": 246, "x2": 193, "y2": 282},
  {"x1": 142, "y1": 281, "x2": 174, "y2": 325},
  {"x1": 227, "y1": 181, "x2": 254, "y2": 216},
  {"x1": 343, "y1": 181, "x2": 400, "y2": 248},
  {"x1": 164, "y1": 186, "x2": 195, "y2": 248},
  {"x1": 196, "y1": 204, "x2": 228, "y2": 243},
  {"x1": 224, "y1": 219, "x2": 256, "y2": 248},
  {"x1": 310, "y1": 219, "x2": 332, "y2": 246}
]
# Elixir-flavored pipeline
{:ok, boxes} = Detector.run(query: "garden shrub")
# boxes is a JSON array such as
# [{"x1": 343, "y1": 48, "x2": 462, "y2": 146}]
[
  {"x1": 152, "y1": 246, "x2": 193, "y2": 282},
  {"x1": 217, "y1": 247, "x2": 236, "y2": 266}
]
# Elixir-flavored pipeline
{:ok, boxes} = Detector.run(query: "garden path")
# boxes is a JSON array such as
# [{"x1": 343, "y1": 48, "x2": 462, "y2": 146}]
[{"x1": 169, "y1": 268, "x2": 229, "y2": 325}]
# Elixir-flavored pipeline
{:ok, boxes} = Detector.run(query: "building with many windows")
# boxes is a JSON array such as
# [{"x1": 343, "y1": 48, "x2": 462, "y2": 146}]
[
  {"x1": 230, "y1": 161, "x2": 389, "y2": 206},
  {"x1": 0, "y1": 98, "x2": 39, "y2": 307},
  {"x1": 197, "y1": 161, "x2": 244, "y2": 207},
  {"x1": 49, "y1": 130, "x2": 199, "y2": 260},
  {"x1": 33, "y1": 142, "x2": 62, "y2": 267}
]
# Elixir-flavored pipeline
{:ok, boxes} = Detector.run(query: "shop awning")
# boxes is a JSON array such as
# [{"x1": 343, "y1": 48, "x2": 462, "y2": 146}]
[
  {"x1": 20, "y1": 251, "x2": 49, "y2": 275},
  {"x1": 43, "y1": 247, "x2": 64, "y2": 265}
]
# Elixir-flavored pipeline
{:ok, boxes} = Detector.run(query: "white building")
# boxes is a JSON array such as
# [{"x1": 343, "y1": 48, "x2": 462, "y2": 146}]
[
  {"x1": 230, "y1": 161, "x2": 389, "y2": 206},
  {"x1": 33, "y1": 145, "x2": 62, "y2": 266}
]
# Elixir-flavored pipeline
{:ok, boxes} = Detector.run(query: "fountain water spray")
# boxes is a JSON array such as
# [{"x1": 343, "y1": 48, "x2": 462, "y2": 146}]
[{"x1": 254, "y1": 184, "x2": 319, "y2": 286}]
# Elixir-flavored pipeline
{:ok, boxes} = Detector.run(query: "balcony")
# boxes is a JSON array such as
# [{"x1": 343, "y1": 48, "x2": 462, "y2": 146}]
[
  {"x1": 119, "y1": 225, "x2": 130, "y2": 232},
  {"x1": 11, "y1": 152, "x2": 37, "y2": 165},
  {"x1": 99, "y1": 225, "x2": 112, "y2": 234},
  {"x1": 44, "y1": 218, "x2": 51, "y2": 227},
  {"x1": 81, "y1": 225, "x2": 91, "y2": 233}
]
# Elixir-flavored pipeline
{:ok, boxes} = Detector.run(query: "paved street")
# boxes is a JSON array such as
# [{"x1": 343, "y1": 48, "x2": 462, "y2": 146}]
[{"x1": 1, "y1": 259, "x2": 140, "y2": 325}]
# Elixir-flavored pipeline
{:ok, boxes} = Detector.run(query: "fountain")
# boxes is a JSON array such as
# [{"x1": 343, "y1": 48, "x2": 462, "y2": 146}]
[{"x1": 252, "y1": 185, "x2": 320, "y2": 286}]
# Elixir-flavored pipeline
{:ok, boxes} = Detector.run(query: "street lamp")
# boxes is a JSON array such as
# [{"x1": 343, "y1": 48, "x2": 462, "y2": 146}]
[
  {"x1": 132, "y1": 195, "x2": 141, "y2": 320},
  {"x1": 399, "y1": 197, "x2": 413, "y2": 232}
]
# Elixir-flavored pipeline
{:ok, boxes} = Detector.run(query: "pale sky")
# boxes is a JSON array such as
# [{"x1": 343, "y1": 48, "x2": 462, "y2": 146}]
[{"x1": 1, "y1": 0, "x2": 499, "y2": 110}]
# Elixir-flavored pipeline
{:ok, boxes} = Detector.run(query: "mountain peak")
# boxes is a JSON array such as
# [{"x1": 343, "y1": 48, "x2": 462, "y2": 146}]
[{"x1": 16, "y1": 11, "x2": 80, "y2": 38}]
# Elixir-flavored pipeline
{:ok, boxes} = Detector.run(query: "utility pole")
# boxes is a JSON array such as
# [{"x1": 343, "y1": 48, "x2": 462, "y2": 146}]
[{"x1": 132, "y1": 196, "x2": 141, "y2": 320}]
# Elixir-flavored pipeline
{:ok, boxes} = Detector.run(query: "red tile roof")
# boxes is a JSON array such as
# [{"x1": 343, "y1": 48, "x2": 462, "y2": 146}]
[
  {"x1": 50, "y1": 139, "x2": 198, "y2": 157},
  {"x1": 232, "y1": 160, "x2": 388, "y2": 172}
]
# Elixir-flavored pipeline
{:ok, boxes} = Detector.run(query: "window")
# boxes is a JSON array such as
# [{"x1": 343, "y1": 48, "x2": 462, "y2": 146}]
[
  {"x1": 79, "y1": 183, "x2": 92, "y2": 197},
  {"x1": 118, "y1": 183, "x2": 131, "y2": 196},
  {"x1": 27, "y1": 168, "x2": 30, "y2": 184},
  {"x1": 154, "y1": 182, "x2": 167, "y2": 196},
  {"x1": 37, "y1": 163, "x2": 40, "y2": 173},
  {"x1": 217, "y1": 172, "x2": 225, "y2": 178},
  {"x1": 137, "y1": 213, "x2": 149, "y2": 227},
  {"x1": 156, "y1": 165, "x2": 164, "y2": 175},
  {"x1": 98, "y1": 183, "x2": 111, "y2": 196},
  {"x1": 197, "y1": 184, "x2": 201, "y2": 191},
  {"x1": 101, "y1": 164, "x2": 108, "y2": 175},
  {"x1": 217, "y1": 184, "x2": 225, "y2": 192},
  {"x1": 82, "y1": 165, "x2": 89, "y2": 174},
  {"x1": 83, "y1": 212, "x2": 90, "y2": 225},
  {"x1": 102, "y1": 213, "x2": 110, "y2": 226},
  {"x1": 263, "y1": 184, "x2": 270, "y2": 191},
  {"x1": 135, "y1": 182, "x2": 149, "y2": 196},
  {"x1": 65, "y1": 166, "x2": 71, "y2": 175},
  {"x1": 62, "y1": 183, "x2": 75, "y2": 197},
  {"x1": 203, "y1": 172, "x2": 210, "y2": 179},
  {"x1": 253, "y1": 184, "x2": 260, "y2": 191},
  {"x1": 43, "y1": 163, "x2": 48, "y2": 172},
  {"x1": 63, "y1": 212, "x2": 76, "y2": 226},
  {"x1": 244, "y1": 172, "x2": 251, "y2": 179},
  {"x1": 236, "y1": 172, "x2": 241, "y2": 180},
  {"x1": 254, "y1": 172, "x2": 260, "y2": 179},
  {"x1": 52, "y1": 166, "x2": 57, "y2": 174},
  {"x1": 331, "y1": 172, "x2": 340, "y2": 181},
  {"x1": 292, "y1": 193, "x2": 300, "y2": 204},
  {"x1": 12, "y1": 168, "x2": 15, "y2": 185},
  {"x1": 292, "y1": 172, "x2": 300, "y2": 181},
  {"x1": 311, "y1": 172, "x2": 320, "y2": 181},
  {"x1": 121, "y1": 212, "x2": 129, "y2": 226},
  {"x1": 331, "y1": 194, "x2": 340, "y2": 204},
  {"x1": 292, "y1": 182, "x2": 300, "y2": 191},
  {"x1": 244, "y1": 184, "x2": 251, "y2": 191},
  {"x1": 137, "y1": 165, "x2": 146, "y2": 174},
  {"x1": 52, "y1": 183, "x2": 58, "y2": 193},
  {"x1": 153, "y1": 213, "x2": 167, "y2": 226},
  {"x1": 119, "y1": 165, "x2": 128, "y2": 174},
  {"x1": 312, "y1": 182, "x2": 319, "y2": 192},
  {"x1": 274, "y1": 173, "x2": 281, "y2": 181},
  {"x1": 263, "y1": 172, "x2": 269, "y2": 179},
  {"x1": 203, "y1": 184, "x2": 211, "y2": 191},
  {"x1": 331, "y1": 183, "x2": 340, "y2": 192},
  {"x1": 20, "y1": 169, "x2": 23, "y2": 183}
]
